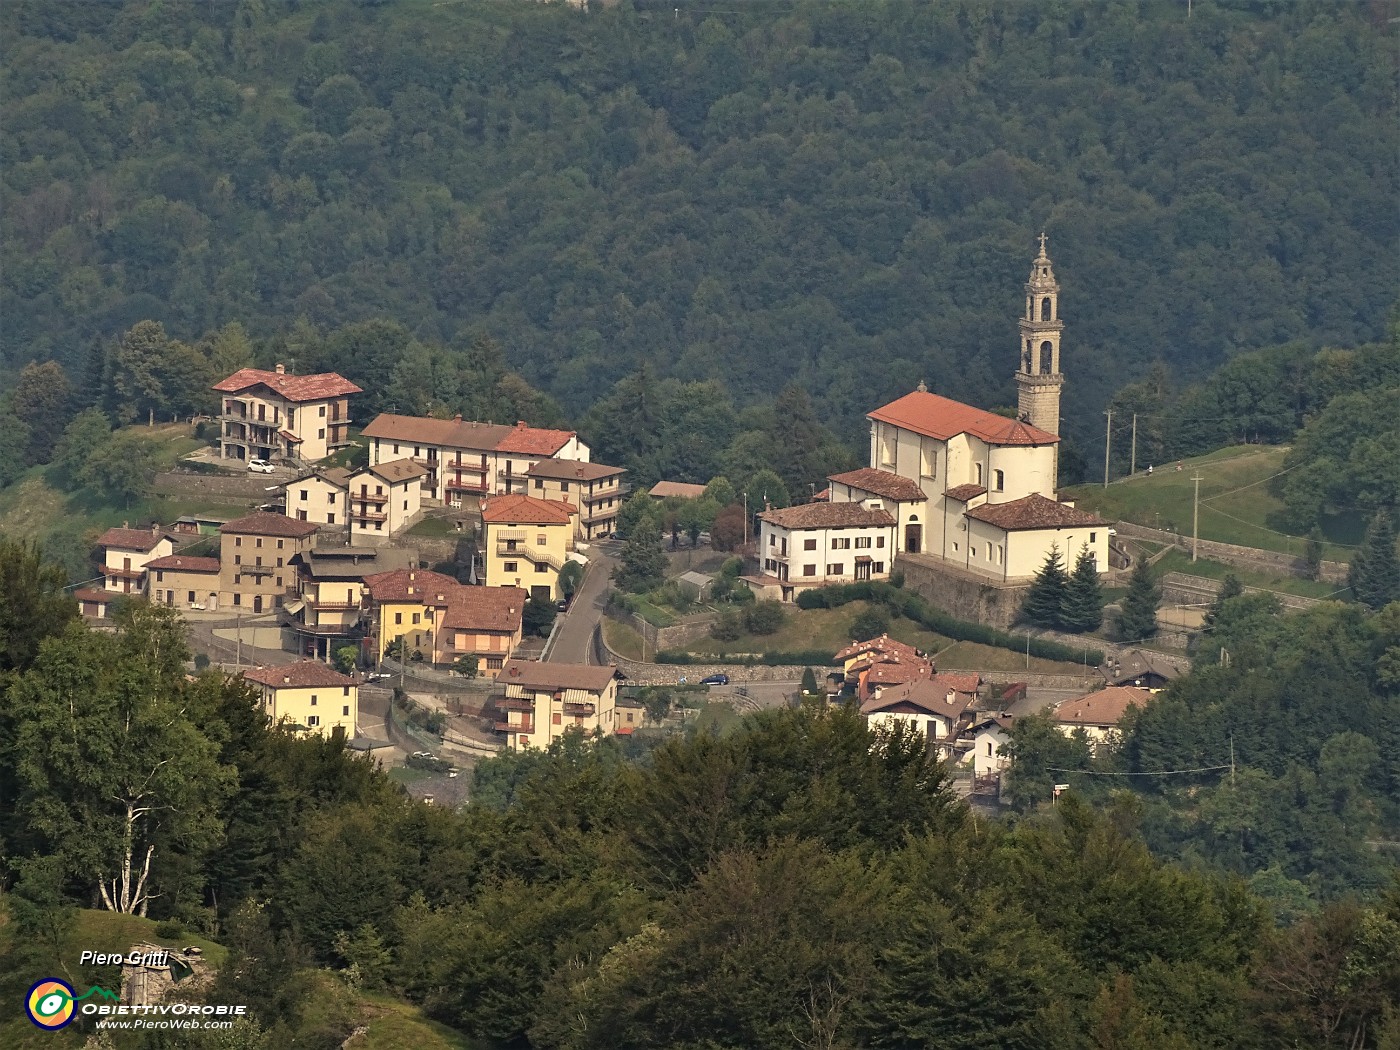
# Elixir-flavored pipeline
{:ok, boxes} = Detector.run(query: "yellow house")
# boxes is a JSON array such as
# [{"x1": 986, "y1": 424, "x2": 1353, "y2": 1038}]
[
  {"x1": 1052, "y1": 686, "x2": 1152, "y2": 753},
  {"x1": 525, "y1": 459, "x2": 628, "y2": 540},
  {"x1": 494, "y1": 659, "x2": 619, "y2": 751},
  {"x1": 361, "y1": 568, "x2": 460, "y2": 664},
  {"x1": 480, "y1": 494, "x2": 576, "y2": 602},
  {"x1": 145, "y1": 555, "x2": 221, "y2": 611},
  {"x1": 285, "y1": 546, "x2": 416, "y2": 663},
  {"x1": 242, "y1": 660, "x2": 358, "y2": 736},
  {"x1": 345, "y1": 459, "x2": 429, "y2": 542},
  {"x1": 214, "y1": 364, "x2": 361, "y2": 464}
]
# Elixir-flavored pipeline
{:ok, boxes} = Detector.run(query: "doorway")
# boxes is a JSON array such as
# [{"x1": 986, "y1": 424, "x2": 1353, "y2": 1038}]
[{"x1": 905, "y1": 523, "x2": 922, "y2": 554}]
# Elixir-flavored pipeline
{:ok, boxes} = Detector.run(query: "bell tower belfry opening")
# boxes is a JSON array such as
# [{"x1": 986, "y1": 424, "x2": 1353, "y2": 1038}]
[{"x1": 1015, "y1": 232, "x2": 1065, "y2": 438}]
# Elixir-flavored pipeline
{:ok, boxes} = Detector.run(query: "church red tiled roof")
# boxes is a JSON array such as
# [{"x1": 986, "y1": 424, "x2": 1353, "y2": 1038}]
[
  {"x1": 869, "y1": 390, "x2": 1058, "y2": 446},
  {"x1": 827, "y1": 468, "x2": 928, "y2": 503},
  {"x1": 964, "y1": 493, "x2": 1106, "y2": 531}
]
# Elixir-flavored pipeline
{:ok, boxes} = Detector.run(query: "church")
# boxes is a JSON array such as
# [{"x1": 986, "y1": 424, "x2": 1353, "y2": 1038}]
[{"x1": 827, "y1": 236, "x2": 1109, "y2": 584}]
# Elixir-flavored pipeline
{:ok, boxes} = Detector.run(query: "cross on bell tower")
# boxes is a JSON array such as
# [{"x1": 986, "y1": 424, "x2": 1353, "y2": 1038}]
[{"x1": 1015, "y1": 232, "x2": 1065, "y2": 437}]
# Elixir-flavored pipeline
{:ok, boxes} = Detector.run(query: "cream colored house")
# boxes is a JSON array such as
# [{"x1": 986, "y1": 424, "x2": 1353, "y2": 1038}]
[
  {"x1": 96, "y1": 526, "x2": 175, "y2": 594},
  {"x1": 970, "y1": 713, "x2": 1015, "y2": 776},
  {"x1": 494, "y1": 659, "x2": 619, "y2": 750},
  {"x1": 860, "y1": 679, "x2": 969, "y2": 744},
  {"x1": 1052, "y1": 686, "x2": 1152, "y2": 752},
  {"x1": 217, "y1": 511, "x2": 320, "y2": 614},
  {"x1": 213, "y1": 364, "x2": 361, "y2": 464},
  {"x1": 837, "y1": 238, "x2": 1109, "y2": 582},
  {"x1": 345, "y1": 459, "x2": 428, "y2": 542},
  {"x1": 288, "y1": 468, "x2": 352, "y2": 527},
  {"x1": 241, "y1": 661, "x2": 358, "y2": 737},
  {"x1": 438, "y1": 586, "x2": 526, "y2": 673},
  {"x1": 145, "y1": 555, "x2": 221, "y2": 611},
  {"x1": 360, "y1": 413, "x2": 590, "y2": 505},
  {"x1": 756, "y1": 502, "x2": 897, "y2": 601},
  {"x1": 525, "y1": 459, "x2": 628, "y2": 539},
  {"x1": 480, "y1": 494, "x2": 576, "y2": 602}
]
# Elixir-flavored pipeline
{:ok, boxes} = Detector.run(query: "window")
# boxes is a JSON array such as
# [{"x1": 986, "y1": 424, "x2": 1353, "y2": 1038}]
[
  {"x1": 277, "y1": 540, "x2": 284, "y2": 549},
  {"x1": 769, "y1": 534, "x2": 776, "y2": 547},
  {"x1": 187, "y1": 590, "x2": 195, "y2": 602},
  {"x1": 403, "y1": 500, "x2": 408, "y2": 510},
  {"x1": 256, "y1": 538, "x2": 262, "y2": 548},
  {"x1": 374, "y1": 521, "x2": 383, "y2": 531},
  {"x1": 487, "y1": 657, "x2": 504, "y2": 670},
  {"x1": 802, "y1": 565, "x2": 817, "y2": 577},
  {"x1": 276, "y1": 576, "x2": 282, "y2": 587},
  {"x1": 234, "y1": 555, "x2": 241, "y2": 566},
  {"x1": 535, "y1": 563, "x2": 549, "y2": 573},
  {"x1": 1089, "y1": 532, "x2": 1097, "y2": 542},
  {"x1": 393, "y1": 444, "x2": 400, "y2": 454},
  {"x1": 343, "y1": 705, "x2": 350, "y2": 716},
  {"x1": 921, "y1": 444, "x2": 936, "y2": 478},
  {"x1": 395, "y1": 612, "x2": 402, "y2": 625},
  {"x1": 975, "y1": 463, "x2": 984, "y2": 485},
  {"x1": 277, "y1": 557, "x2": 283, "y2": 567},
  {"x1": 233, "y1": 593, "x2": 240, "y2": 606},
  {"x1": 307, "y1": 716, "x2": 320, "y2": 727},
  {"x1": 300, "y1": 489, "x2": 308, "y2": 501},
  {"x1": 328, "y1": 493, "x2": 336, "y2": 505},
  {"x1": 298, "y1": 510, "x2": 308, "y2": 520},
  {"x1": 156, "y1": 570, "x2": 164, "y2": 582},
  {"x1": 877, "y1": 536, "x2": 886, "y2": 548},
  {"x1": 328, "y1": 513, "x2": 336, "y2": 524},
  {"x1": 537, "y1": 534, "x2": 547, "y2": 545},
  {"x1": 255, "y1": 556, "x2": 263, "y2": 567},
  {"x1": 376, "y1": 485, "x2": 384, "y2": 496},
  {"x1": 234, "y1": 575, "x2": 242, "y2": 586},
  {"x1": 855, "y1": 537, "x2": 872, "y2": 548},
  {"x1": 235, "y1": 537, "x2": 241, "y2": 547},
  {"x1": 880, "y1": 431, "x2": 896, "y2": 467},
  {"x1": 534, "y1": 479, "x2": 543, "y2": 490},
  {"x1": 993, "y1": 469, "x2": 1004, "y2": 492},
  {"x1": 504, "y1": 561, "x2": 518, "y2": 572},
  {"x1": 804, "y1": 538, "x2": 817, "y2": 551},
  {"x1": 319, "y1": 406, "x2": 327, "y2": 417},
  {"x1": 626, "y1": 712, "x2": 634, "y2": 723},
  {"x1": 952, "y1": 541, "x2": 960, "y2": 553},
  {"x1": 874, "y1": 561, "x2": 885, "y2": 573},
  {"x1": 412, "y1": 613, "x2": 420, "y2": 625},
  {"x1": 310, "y1": 695, "x2": 318, "y2": 706},
  {"x1": 827, "y1": 563, "x2": 845, "y2": 576},
  {"x1": 553, "y1": 713, "x2": 562, "y2": 725}
]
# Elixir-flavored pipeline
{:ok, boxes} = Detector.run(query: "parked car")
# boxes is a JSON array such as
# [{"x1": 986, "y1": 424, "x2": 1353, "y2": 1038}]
[
  {"x1": 365, "y1": 671, "x2": 392, "y2": 681},
  {"x1": 699, "y1": 673, "x2": 730, "y2": 686},
  {"x1": 247, "y1": 458, "x2": 275, "y2": 474},
  {"x1": 556, "y1": 597, "x2": 570, "y2": 612}
]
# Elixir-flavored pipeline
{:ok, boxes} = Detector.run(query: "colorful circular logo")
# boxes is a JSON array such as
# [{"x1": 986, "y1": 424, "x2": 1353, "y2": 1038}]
[{"x1": 26, "y1": 979, "x2": 77, "y2": 1030}]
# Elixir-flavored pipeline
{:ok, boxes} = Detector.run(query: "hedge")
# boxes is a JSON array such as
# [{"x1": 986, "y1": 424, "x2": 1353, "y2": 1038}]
[
  {"x1": 654, "y1": 649, "x2": 836, "y2": 667},
  {"x1": 795, "y1": 581, "x2": 1103, "y2": 666}
]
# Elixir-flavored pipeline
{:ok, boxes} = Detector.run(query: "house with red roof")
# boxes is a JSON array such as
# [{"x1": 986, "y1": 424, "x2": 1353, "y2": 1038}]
[
  {"x1": 480, "y1": 494, "x2": 577, "y2": 602},
  {"x1": 360, "y1": 413, "x2": 590, "y2": 507},
  {"x1": 213, "y1": 363, "x2": 361, "y2": 465},
  {"x1": 824, "y1": 238, "x2": 1110, "y2": 585},
  {"x1": 145, "y1": 554, "x2": 221, "y2": 611},
  {"x1": 860, "y1": 675, "x2": 980, "y2": 750},
  {"x1": 1052, "y1": 685, "x2": 1152, "y2": 751},
  {"x1": 217, "y1": 511, "x2": 320, "y2": 615},
  {"x1": 241, "y1": 660, "x2": 358, "y2": 737},
  {"x1": 95, "y1": 524, "x2": 175, "y2": 595}
]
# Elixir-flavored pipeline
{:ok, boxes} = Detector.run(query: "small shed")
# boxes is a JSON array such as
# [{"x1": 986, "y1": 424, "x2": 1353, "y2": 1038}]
[{"x1": 678, "y1": 570, "x2": 715, "y2": 602}]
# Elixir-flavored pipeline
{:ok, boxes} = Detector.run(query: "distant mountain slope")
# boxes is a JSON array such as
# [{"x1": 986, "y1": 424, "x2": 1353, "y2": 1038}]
[{"x1": 2, "y1": 0, "x2": 1395, "y2": 449}]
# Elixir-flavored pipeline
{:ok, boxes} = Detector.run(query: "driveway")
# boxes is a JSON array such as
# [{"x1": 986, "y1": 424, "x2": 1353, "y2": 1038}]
[{"x1": 548, "y1": 541, "x2": 618, "y2": 664}]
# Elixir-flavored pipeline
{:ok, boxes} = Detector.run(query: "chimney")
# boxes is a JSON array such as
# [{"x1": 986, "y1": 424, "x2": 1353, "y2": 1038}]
[
  {"x1": 151, "y1": 523, "x2": 161, "y2": 536},
  {"x1": 453, "y1": 414, "x2": 462, "y2": 423},
  {"x1": 275, "y1": 362, "x2": 286, "y2": 375},
  {"x1": 282, "y1": 675, "x2": 290, "y2": 684},
  {"x1": 517, "y1": 420, "x2": 527, "y2": 428}
]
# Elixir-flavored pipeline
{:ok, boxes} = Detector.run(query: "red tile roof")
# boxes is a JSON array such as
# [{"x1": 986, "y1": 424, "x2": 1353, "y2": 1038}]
[
  {"x1": 362, "y1": 569, "x2": 461, "y2": 604},
  {"x1": 869, "y1": 390, "x2": 1058, "y2": 446},
  {"x1": 863, "y1": 658, "x2": 934, "y2": 688},
  {"x1": 964, "y1": 493, "x2": 1106, "y2": 531},
  {"x1": 495, "y1": 420, "x2": 578, "y2": 456},
  {"x1": 480, "y1": 494, "x2": 574, "y2": 525},
  {"x1": 97, "y1": 527, "x2": 169, "y2": 552},
  {"x1": 219, "y1": 511, "x2": 321, "y2": 538},
  {"x1": 944, "y1": 484, "x2": 987, "y2": 502},
  {"x1": 648, "y1": 481, "x2": 708, "y2": 499},
  {"x1": 145, "y1": 555, "x2": 220, "y2": 573},
  {"x1": 526, "y1": 459, "x2": 626, "y2": 482},
  {"x1": 758, "y1": 503, "x2": 896, "y2": 530},
  {"x1": 359, "y1": 414, "x2": 575, "y2": 457},
  {"x1": 1053, "y1": 686, "x2": 1152, "y2": 727},
  {"x1": 441, "y1": 586, "x2": 526, "y2": 633},
  {"x1": 498, "y1": 659, "x2": 617, "y2": 693},
  {"x1": 929, "y1": 671, "x2": 982, "y2": 696},
  {"x1": 827, "y1": 468, "x2": 928, "y2": 503},
  {"x1": 835, "y1": 634, "x2": 922, "y2": 663},
  {"x1": 74, "y1": 587, "x2": 113, "y2": 603},
  {"x1": 861, "y1": 678, "x2": 971, "y2": 721},
  {"x1": 213, "y1": 368, "x2": 361, "y2": 403},
  {"x1": 242, "y1": 660, "x2": 357, "y2": 689}
]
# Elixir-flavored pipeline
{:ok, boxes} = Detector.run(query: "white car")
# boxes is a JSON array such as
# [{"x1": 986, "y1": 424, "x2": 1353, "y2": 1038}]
[{"x1": 247, "y1": 459, "x2": 276, "y2": 474}]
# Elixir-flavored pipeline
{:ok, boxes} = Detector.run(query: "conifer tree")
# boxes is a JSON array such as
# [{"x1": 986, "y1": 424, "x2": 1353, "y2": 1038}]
[
  {"x1": 1117, "y1": 556, "x2": 1161, "y2": 641},
  {"x1": 1021, "y1": 544, "x2": 1068, "y2": 628},
  {"x1": 1060, "y1": 544, "x2": 1104, "y2": 632},
  {"x1": 1348, "y1": 510, "x2": 1400, "y2": 609}
]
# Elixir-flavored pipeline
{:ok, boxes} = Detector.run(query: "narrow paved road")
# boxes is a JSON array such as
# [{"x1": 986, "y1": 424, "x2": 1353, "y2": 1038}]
[{"x1": 547, "y1": 541, "x2": 618, "y2": 664}]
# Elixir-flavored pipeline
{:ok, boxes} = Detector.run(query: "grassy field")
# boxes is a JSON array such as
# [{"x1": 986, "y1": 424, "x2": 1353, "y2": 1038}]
[
  {"x1": 614, "y1": 601, "x2": 1089, "y2": 675},
  {"x1": 1152, "y1": 549, "x2": 1344, "y2": 601},
  {"x1": 1063, "y1": 445, "x2": 1360, "y2": 560}
]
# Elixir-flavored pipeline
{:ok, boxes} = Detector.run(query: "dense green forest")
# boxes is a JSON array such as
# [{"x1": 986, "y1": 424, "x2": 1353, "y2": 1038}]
[
  {"x1": 3, "y1": 0, "x2": 1396, "y2": 457},
  {"x1": 1, "y1": 539, "x2": 1398, "y2": 1048}
]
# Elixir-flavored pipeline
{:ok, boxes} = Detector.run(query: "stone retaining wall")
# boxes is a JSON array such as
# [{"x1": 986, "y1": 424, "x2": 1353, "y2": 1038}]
[
  {"x1": 609, "y1": 607, "x2": 718, "y2": 652},
  {"x1": 1159, "y1": 571, "x2": 1324, "y2": 611},
  {"x1": 154, "y1": 470, "x2": 283, "y2": 502},
  {"x1": 895, "y1": 556, "x2": 1030, "y2": 630},
  {"x1": 1112, "y1": 521, "x2": 1347, "y2": 584}
]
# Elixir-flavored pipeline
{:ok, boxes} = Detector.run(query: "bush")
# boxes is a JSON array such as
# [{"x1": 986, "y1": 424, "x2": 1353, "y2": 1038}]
[
  {"x1": 849, "y1": 608, "x2": 890, "y2": 641},
  {"x1": 154, "y1": 919, "x2": 185, "y2": 938},
  {"x1": 193, "y1": 652, "x2": 210, "y2": 671},
  {"x1": 710, "y1": 609, "x2": 744, "y2": 642},
  {"x1": 744, "y1": 600, "x2": 786, "y2": 635}
]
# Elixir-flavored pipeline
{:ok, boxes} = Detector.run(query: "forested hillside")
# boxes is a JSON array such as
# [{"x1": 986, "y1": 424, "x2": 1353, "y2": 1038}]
[{"x1": 3, "y1": 0, "x2": 1395, "y2": 452}]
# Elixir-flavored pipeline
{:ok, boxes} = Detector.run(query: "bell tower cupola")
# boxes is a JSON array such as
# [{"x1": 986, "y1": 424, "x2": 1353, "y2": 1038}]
[{"x1": 1015, "y1": 232, "x2": 1065, "y2": 437}]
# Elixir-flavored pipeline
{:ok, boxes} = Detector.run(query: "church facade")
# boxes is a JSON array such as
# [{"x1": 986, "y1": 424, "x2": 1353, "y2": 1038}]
[{"x1": 828, "y1": 237, "x2": 1109, "y2": 584}]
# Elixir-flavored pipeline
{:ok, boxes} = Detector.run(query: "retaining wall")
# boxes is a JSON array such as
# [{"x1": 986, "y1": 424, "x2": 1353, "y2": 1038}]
[
  {"x1": 1159, "y1": 571, "x2": 1324, "y2": 612},
  {"x1": 1112, "y1": 521, "x2": 1347, "y2": 584},
  {"x1": 895, "y1": 556, "x2": 1030, "y2": 630},
  {"x1": 609, "y1": 607, "x2": 718, "y2": 652},
  {"x1": 153, "y1": 470, "x2": 281, "y2": 503}
]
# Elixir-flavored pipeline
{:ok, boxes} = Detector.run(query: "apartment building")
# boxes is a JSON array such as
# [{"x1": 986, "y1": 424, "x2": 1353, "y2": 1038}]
[
  {"x1": 217, "y1": 511, "x2": 320, "y2": 614},
  {"x1": 241, "y1": 661, "x2": 358, "y2": 737},
  {"x1": 95, "y1": 526, "x2": 175, "y2": 594},
  {"x1": 213, "y1": 364, "x2": 362, "y2": 465},
  {"x1": 756, "y1": 502, "x2": 897, "y2": 602},
  {"x1": 361, "y1": 568, "x2": 461, "y2": 664},
  {"x1": 494, "y1": 659, "x2": 620, "y2": 751},
  {"x1": 360, "y1": 413, "x2": 589, "y2": 505},
  {"x1": 479, "y1": 494, "x2": 576, "y2": 602},
  {"x1": 284, "y1": 546, "x2": 415, "y2": 662},
  {"x1": 145, "y1": 555, "x2": 221, "y2": 611},
  {"x1": 525, "y1": 459, "x2": 628, "y2": 539}
]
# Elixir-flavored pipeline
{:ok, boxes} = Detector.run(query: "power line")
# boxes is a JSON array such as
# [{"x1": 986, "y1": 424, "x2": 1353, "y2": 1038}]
[{"x1": 1046, "y1": 764, "x2": 1234, "y2": 776}]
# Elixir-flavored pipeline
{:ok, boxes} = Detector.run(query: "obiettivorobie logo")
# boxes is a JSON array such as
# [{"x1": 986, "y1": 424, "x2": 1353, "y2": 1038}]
[{"x1": 25, "y1": 979, "x2": 120, "y2": 1030}]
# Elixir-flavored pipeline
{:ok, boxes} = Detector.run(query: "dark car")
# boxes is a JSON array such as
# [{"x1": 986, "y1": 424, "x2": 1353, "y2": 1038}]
[
  {"x1": 556, "y1": 598, "x2": 569, "y2": 612},
  {"x1": 699, "y1": 673, "x2": 730, "y2": 686}
]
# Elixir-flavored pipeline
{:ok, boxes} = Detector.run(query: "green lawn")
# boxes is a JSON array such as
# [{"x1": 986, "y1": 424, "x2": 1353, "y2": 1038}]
[
  {"x1": 1152, "y1": 549, "x2": 1344, "y2": 601},
  {"x1": 1063, "y1": 445, "x2": 1357, "y2": 560},
  {"x1": 408, "y1": 516, "x2": 464, "y2": 538},
  {"x1": 604, "y1": 619, "x2": 646, "y2": 660}
]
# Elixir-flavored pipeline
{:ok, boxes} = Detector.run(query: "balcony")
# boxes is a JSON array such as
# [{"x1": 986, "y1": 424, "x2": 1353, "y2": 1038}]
[
  {"x1": 353, "y1": 508, "x2": 388, "y2": 523},
  {"x1": 494, "y1": 541, "x2": 563, "y2": 570},
  {"x1": 238, "y1": 563, "x2": 275, "y2": 577},
  {"x1": 561, "y1": 701, "x2": 595, "y2": 717},
  {"x1": 498, "y1": 696, "x2": 534, "y2": 712},
  {"x1": 494, "y1": 718, "x2": 534, "y2": 734},
  {"x1": 448, "y1": 457, "x2": 488, "y2": 474},
  {"x1": 222, "y1": 399, "x2": 249, "y2": 419},
  {"x1": 306, "y1": 598, "x2": 362, "y2": 611},
  {"x1": 106, "y1": 566, "x2": 145, "y2": 580}
]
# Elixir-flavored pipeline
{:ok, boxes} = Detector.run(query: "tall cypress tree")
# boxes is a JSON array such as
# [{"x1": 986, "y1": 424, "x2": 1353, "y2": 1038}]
[
  {"x1": 1021, "y1": 544, "x2": 1068, "y2": 628},
  {"x1": 1060, "y1": 544, "x2": 1104, "y2": 632},
  {"x1": 1348, "y1": 510, "x2": 1400, "y2": 609},
  {"x1": 1117, "y1": 556, "x2": 1161, "y2": 641}
]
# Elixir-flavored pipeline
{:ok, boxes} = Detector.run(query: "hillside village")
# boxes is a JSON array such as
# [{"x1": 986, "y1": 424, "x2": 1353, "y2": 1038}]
[{"x1": 68, "y1": 241, "x2": 1237, "y2": 789}]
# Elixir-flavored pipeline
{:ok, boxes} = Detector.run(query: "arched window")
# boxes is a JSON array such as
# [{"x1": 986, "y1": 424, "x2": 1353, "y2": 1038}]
[
  {"x1": 993, "y1": 469, "x2": 1004, "y2": 492},
  {"x1": 1040, "y1": 341, "x2": 1054, "y2": 374},
  {"x1": 1023, "y1": 342, "x2": 1032, "y2": 373},
  {"x1": 1041, "y1": 296, "x2": 1052, "y2": 321}
]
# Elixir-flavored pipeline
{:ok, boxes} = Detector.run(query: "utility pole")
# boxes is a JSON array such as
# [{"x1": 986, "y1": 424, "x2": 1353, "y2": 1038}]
[
  {"x1": 1103, "y1": 409, "x2": 1112, "y2": 489},
  {"x1": 1191, "y1": 473, "x2": 1203, "y2": 562},
  {"x1": 1130, "y1": 413, "x2": 1138, "y2": 477},
  {"x1": 742, "y1": 491, "x2": 748, "y2": 547},
  {"x1": 235, "y1": 613, "x2": 242, "y2": 668}
]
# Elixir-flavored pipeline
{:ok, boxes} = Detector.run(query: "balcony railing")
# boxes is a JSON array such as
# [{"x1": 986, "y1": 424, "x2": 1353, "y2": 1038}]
[
  {"x1": 448, "y1": 458, "x2": 488, "y2": 473},
  {"x1": 238, "y1": 563, "x2": 275, "y2": 577},
  {"x1": 445, "y1": 478, "x2": 487, "y2": 493},
  {"x1": 498, "y1": 696, "x2": 534, "y2": 712},
  {"x1": 306, "y1": 598, "x2": 362, "y2": 611},
  {"x1": 494, "y1": 719, "x2": 534, "y2": 734},
  {"x1": 353, "y1": 509, "x2": 388, "y2": 522},
  {"x1": 105, "y1": 566, "x2": 145, "y2": 580},
  {"x1": 561, "y1": 701, "x2": 595, "y2": 717}
]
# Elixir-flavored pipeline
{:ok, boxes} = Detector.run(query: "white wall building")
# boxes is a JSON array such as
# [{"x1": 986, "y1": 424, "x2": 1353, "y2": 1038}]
[{"x1": 756, "y1": 502, "x2": 897, "y2": 602}]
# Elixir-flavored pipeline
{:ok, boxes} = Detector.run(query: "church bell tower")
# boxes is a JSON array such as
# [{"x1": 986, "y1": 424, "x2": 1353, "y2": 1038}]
[{"x1": 1015, "y1": 233, "x2": 1065, "y2": 437}]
